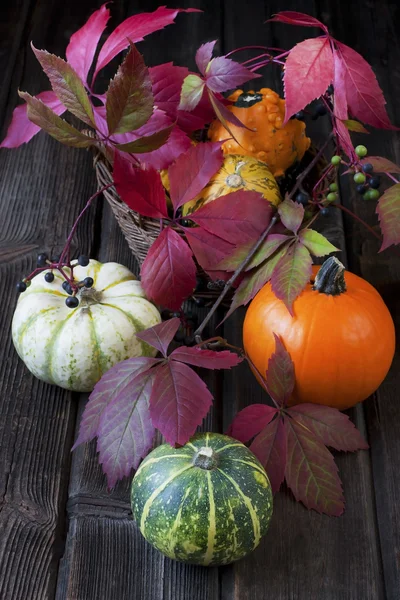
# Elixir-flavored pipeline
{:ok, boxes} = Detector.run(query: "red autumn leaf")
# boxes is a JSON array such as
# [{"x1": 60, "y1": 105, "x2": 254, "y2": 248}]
[
  {"x1": 288, "y1": 404, "x2": 369, "y2": 452},
  {"x1": 115, "y1": 124, "x2": 173, "y2": 154},
  {"x1": 149, "y1": 360, "x2": 213, "y2": 446},
  {"x1": 250, "y1": 417, "x2": 287, "y2": 493},
  {"x1": 93, "y1": 7, "x2": 200, "y2": 82},
  {"x1": 65, "y1": 3, "x2": 110, "y2": 84},
  {"x1": 177, "y1": 86, "x2": 215, "y2": 133},
  {"x1": 31, "y1": 45, "x2": 95, "y2": 126},
  {"x1": 228, "y1": 404, "x2": 278, "y2": 443},
  {"x1": 179, "y1": 74, "x2": 205, "y2": 112},
  {"x1": 141, "y1": 227, "x2": 197, "y2": 310},
  {"x1": 332, "y1": 49, "x2": 354, "y2": 157},
  {"x1": 113, "y1": 151, "x2": 168, "y2": 218},
  {"x1": 97, "y1": 368, "x2": 157, "y2": 489},
  {"x1": 184, "y1": 226, "x2": 235, "y2": 271},
  {"x1": 170, "y1": 346, "x2": 242, "y2": 370},
  {"x1": 0, "y1": 91, "x2": 66, "y2": 148},
  {"x1": 283, "y1": 37, "x2": 334, "y2": 122},
  {"x1": 271, "y1": 241, "x2": 312, "y2": 314},
  {"x1": 285, "y1": 417, "x2": 345, "y2": 516},
  {"x1": 150, "y1": 62, "x2": 189, "y2": 120},
  {"x1": 136, "y1": 318, "x2": 181, "y2": 358},
  {"x1": 191, "y1": 190, "x2": 273, "y2": 245},
  {"x1": 72, "y1": 356, "x2": 160, "y2": 449},
  {"x1": 208, "y1": 89, "x2": 249, "y2": 132},
  {"x1": 196, "y1": 40, "x2": 217, "y2": 75},
  {"x1": 376, "y1": 183, "x2": 400, "y2": 252},
  {"x1": 205, "y1": 57, "x2": 260, "y2": 93},
  {"x1": 168, "y1": 141, "x2": 224, "y2": 211},
  {"x1": 361, "y1": 156, "x2": 400, "y2": 174},
  {"x1": 278, "y1": 197, "x2": 304, "y2": 234},
  {"x1": 268, "y1": 11, "x2": 328, "y2": 32},
  {"x1": 335, "y1": 41, "x2": 396, "y2": 130},
  {"x1": 265, "y1": 334, "x2": 295, "y2": 406}
]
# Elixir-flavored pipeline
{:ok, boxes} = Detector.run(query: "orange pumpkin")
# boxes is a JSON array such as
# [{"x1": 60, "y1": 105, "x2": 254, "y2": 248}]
[
  {"x1": 243, "y1": 257, "x2": 395, "y2": 410},
  {"x1": 208, "y1": 88, "x2": 311, "y2": 178}
]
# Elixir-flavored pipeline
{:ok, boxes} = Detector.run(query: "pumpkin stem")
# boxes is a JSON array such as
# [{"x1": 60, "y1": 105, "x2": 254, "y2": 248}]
[
  {"x1": 313, "y1": 256, "x2": 347, "y2": 296},
  {"x1": 193, "y1": 447, "x2": 219, "y2": 470}
]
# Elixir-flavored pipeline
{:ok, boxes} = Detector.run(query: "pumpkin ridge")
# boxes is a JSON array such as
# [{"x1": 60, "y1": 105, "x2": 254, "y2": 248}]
[
  {"x1": 203, "y1": 471, "x2": 216, "y2": 565},
  {"x1": 215, "y1": 443, "x2": 244, "y2": 454},
  {"x1": 99, "y1": 302, "x2": 154, "y2": 357},
  {"x1": 86, "y1": 308, "x2": 109, "y2": 381},
  {"x1": 100, "y1": 275, "x2": 136, "y2": 292},
  {"x1": 230, "y1": 458, "x2": 271, "y2": 480},
  {"x1": 16, "y1": 306, "x2": 58, "y2": 352},
  {"x1": 46, "y1": 310, "x2": 77, "y2": 384},
  {"x1": 167, "y1": 486, "x2": 193, "y2": 560},
  {"x1": 135, "y1": 453, "x2": 192, "y2": 478}
]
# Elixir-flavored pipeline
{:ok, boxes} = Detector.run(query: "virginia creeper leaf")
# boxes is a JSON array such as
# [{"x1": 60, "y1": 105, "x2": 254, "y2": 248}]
[
  {"x1": 208, "y1": 89, "x2": 249, "y2": 133},
  {"x1": 271, "y1": 241, "x2": 312, "y2": 314},
  {"x1": 278, "y1": 197, "x2": 304, "y2": 234},
  {"x1": 31, "y1": 45, "x2": 95, "y2": 126},
  {"x1": 285, "y1": 417, "x2": 345, "y2": 516},
  {"x1": 97, "y1": 368, "x2": 156, "y2": 488},
  {"x1": 283, "y1": 38, "x2": 334, "y2": 122},
  {"x1": 376, "y1": 183, "x2": 400, "y2": 251},
  {"x1": 18, "y1": 91, "x2": 95, "y2": 148},
  {"x1": 288, "y1": 404, "x2": 369, "y2": 452},
  {"x1": 179, "y1": 74, "x2": 205, "y2": 111},
  {"x1": 136, "y1": 318, "x2": 181, "y2": 358},
  {"x1": 170, "y1": 346, "x2": 242, "y2": 369},
  {"x1": 150, "y1": 62, "x2": 188, "y2": 119},
  {"x1": 115, "y1": 124, "x2": 173, "y2": 153},
  {"x1": 66, "y1": 3, "x2": 110, "y2": 84},
  {"x1": 205, "y1": 56, "x2": 260, "y2": 93},
  {"x1": 168, "y1": 141, "x2": 224, "y2": 211},
  {"x1": 0, "y1": 91, "x2": 65, "y2": 148},
  {"x1": 342, "y1": 119, "x2": 369, "y2": 134},
  {"x1": 184, "y1": 226, "x2": 235, "y2": 271},
  {"x1": 150, "y1": 361, "x2": 213, "y2": 446},
  {"x1": 196, "y1": 40, "x2": 217, "y2": 75},
  {"x1": 228, "y1": 404, "x2": 278, "y2": 443},
  {"x1": 106, "y1": 42, "x2": 153, "y2": 135},
  {"x1": 141, "y1": 227, "x2": 197, "y2": 310},
  {"x1": 268, "y1": 11, "x2": 328, "y2": 32},
  {"x1": 265, "y1": 334, "x2": 295, "y2": 406},
  {"x1": 332, "y1": 49, "x2": 354, "y2": 157},
  {"x1": 361, "y1": 156, "x2": 400, "y2": 174},
  {"x1": 217, "y1": 234, "x2": 291, "y2": 272},
  {"x1": 250, "y1": 417, "x2": 287, "y2": 493},
  {"x1": 299, "y1": 229, "x2": 339, "y2": 257},
  {"x1": 113, "y1": 152, "x2": 168, "y2": 218}
]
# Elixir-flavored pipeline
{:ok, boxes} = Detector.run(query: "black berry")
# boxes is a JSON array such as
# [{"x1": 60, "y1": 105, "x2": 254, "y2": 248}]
[
  {"x1": 181, "y1": 219, "x2": 192, "y2": 228},
  {"x1": 369, "y1": 176, "x2": 381, "y2": 189},
  {"x1": 66, "y1": 296, "x2": 79, "y2": 308},
  {"x1": 83, "y1": 277, "x2": 94, "y2": 288},
  {"x1": 192, "y1": 296, "x2": 206, "y2": 307},
  {"x1": 361, "y1": 163, "x2": 374, "y2": 174},
  {"x1": 62, "y1": 281, "x2": 73, "y2": 295},
  {"x1": 316, "y1": 103, "x2": 327, "y2": 116},
  {"x1": 16, "y1": 281, "x2": 27, "y2": 293},
  {"x1": 172, "y1": 311, "x2": 181, "y2": 318},
  {"x1": 320, "y1": 207, "x2": 330, "y2": 216},
  {"x1": 294, "y1": 111, "x2": 305, "y2": 120},
  {"x1": 161, "y1": 309, "x2": 173, "y2": 320},
  {"x1": 327, "y1": 84, "x2": 334, "y2": 95},
  {"x1": 78, "y1": 255, "x2": 90, "y2": 267},
  {"x1": 356, "y1": 184, "x2": 369, "y2": 195},
  {"x1": 295, "y1": 192, "x2": 309, "y2": 206},
  {"x1": 44, "y1": 272, "x2": 55, "y2": 283},
  {"x1": 195, "y1": 276, "x2": 206, "y2": 292},
  {"x1": 37, "y1": 253, "x2": 48, "y2": 267}
]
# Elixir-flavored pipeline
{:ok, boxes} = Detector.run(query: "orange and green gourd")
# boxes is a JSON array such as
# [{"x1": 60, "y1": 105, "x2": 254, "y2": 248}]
[{"x1": 208, "y1": 88, "x2": 311, "y2": 178}]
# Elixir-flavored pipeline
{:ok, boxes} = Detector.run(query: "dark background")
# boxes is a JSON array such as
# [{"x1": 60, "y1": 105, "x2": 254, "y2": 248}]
[{"x1": 0, "y1": 1, "x2": 399, "y2": 599}]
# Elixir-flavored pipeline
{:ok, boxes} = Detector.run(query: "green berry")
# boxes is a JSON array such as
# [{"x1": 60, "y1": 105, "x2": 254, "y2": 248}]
[
  {"x1": 329, "y1": 182, "x2": 338, "y2": 192},
  {"x1": 364, "y1": 189, "x2": 380, "y2": 201},
  {"x1": 355, "y1": 145, "x2": 368, "y2": 158},
  {"x1": 354, "y1": 172, "x2": 366, "y2": 184},
  {"x1": 331, "y1": 155, "x2": 341, "y2": 166},
  {"x1": 326, "y1": 192, "x2": 338, "y2": 203}
]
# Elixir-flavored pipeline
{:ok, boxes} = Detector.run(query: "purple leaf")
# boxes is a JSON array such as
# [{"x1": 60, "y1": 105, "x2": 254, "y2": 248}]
[
  {"x1": 66, "y1": 3, "x2": 110, "y2": 84},
  {"x1": 376, "y1": 183, "x2": 400, "y2": 252},
  {"x1": 150, "y1": 62, "x2": 189, "y2": 119},
  {"x1": 265, "y1": 334, "x2": 295, "y2": 407},
  {"x1": 168, "y1": 141, "x2": 224, "y2": 211},
  {"x1": 179, "y1": 74, "x2": 205, "y2": 111},
  {"x1": 72, "y1": 356, "x2": 160, "y2": 449},
  {"x1": 285, "y1": 417, "x2": 345, "y2": 516},
  {"x1": 150, "y1": 361, "x2": 213, "y2": 446},
  {"x1": 228, "y1": 404, "x2": 278, "y2": 443},
  {"x1": 208, "y1": 90, "x2": 249, "y2": 131},
  {"x1": 177, "y1": 86, "x2": 215, "y2": 133},
  {"x1": 136, "y1": 318, "x2": 181, "y2": 357},
  {"x1": 250, "y1": 417, "x2": 287, "y2": 493},
  {"x1": 0, "y1": 91, "x2": 65, "y2": 148},
  {"x1": 97, "y1": 369, "x2": 156, "y2": 488},
  {"x1": 136, "y1": 124, "x2": 191, "y2": 170},
  {"x1": 205, "y1": 57, "x2": 260, "y2": 93},
  {"x1": 288, "y1": 404, "x2": 369, "y2": 452},
  {"x1": 333, "y1": 49, "x2": 354, "y2": 157},
  {"x1": 271, "y1": 241, "x2": 312, "y2": 314},
  {"x1": 113, "y1": 151, "x2": 168, "y2": 218},
  {"x1": 278, "y1": 196, "x2": 305, "y2": 234},
  {"x1": 141, "y1": 227, "x2": 197, "y2": 310},
  {"x1": 170, "y1": 346, "x2": 242, "y2": 369},
  {"x1": 196, "y1": 40, "x2": 217, "y2": 75}
]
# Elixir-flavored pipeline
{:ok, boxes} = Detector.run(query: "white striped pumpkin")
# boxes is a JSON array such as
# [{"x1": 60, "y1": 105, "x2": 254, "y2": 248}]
[
  {"x1": 12, "y1": 259, "x2": 161, "y2": 392},
  {"x1": 131, "y1": 432, "x2": 273, "y2": 566}
]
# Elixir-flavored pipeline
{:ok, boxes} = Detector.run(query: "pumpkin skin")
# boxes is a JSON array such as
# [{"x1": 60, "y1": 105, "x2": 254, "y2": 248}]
[
  {"x1": 243, "y1": 262, "x2": 396, "y2": 410},
  {"x1": 208, "y1": 88, "x2": 311, "y2": 178},
  {"x1": 182, "y1": 153, "x2": 281, "y2": 216},
  {"x1": 12, "y1": 259, "x2": 161, "y2": 392},
  {"x1": 131, "y1": 432, "x2": 273, "y2": 566}
]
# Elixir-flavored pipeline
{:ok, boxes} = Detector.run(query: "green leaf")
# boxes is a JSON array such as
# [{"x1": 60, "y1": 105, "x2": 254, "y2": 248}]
[
  {"x1": 362, "y1": 156, "x2": 400, "y2": 174},
  {"x1": 19, "y1": 91, "x2": 96, "y2": 148},
  {"x1": 106, "y1": 42, "x2": 153, "y2": 135},
  {"x1": 31, "y1": 45, "x2": 95, "y2": 126},
  {"x1": 278, "y1": 196, "x2": 304, "y2": 234},
  {"x1": 271, "y1": 241, "x2": 312, "y2": 314},
  {"x1": 115, "y1": 125, "x2": 173, "y2": 154},
  {"x1": 376, "y1": 182, "x2": 400, "y2": 251},
  {"x1": 178, "y1": 74, "x2": 205, "y2": 111},
  {"x1": 217, "y1": 234, "x2": 291, "y2": 272},
  {"x1": 342, "y1": 119, "x2": 369, "y2": 134},
  {"x1": 299, "y1": 229, "x2": 339, "y2": 257}
]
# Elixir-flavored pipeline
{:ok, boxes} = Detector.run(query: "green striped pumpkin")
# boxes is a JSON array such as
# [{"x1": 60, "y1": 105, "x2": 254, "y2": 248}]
[
  {"x1": 131, "y1": 432, "x2": 273, "y2": 566},
  {"x1": 12, "y1": 259, "x2": 161, "y2": 392}
]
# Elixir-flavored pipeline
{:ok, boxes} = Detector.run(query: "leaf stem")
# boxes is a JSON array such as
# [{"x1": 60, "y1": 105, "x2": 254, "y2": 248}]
[
  {"x1": 194, "y1": 214, "x2": 278, "y2": 342},
  {"x1": 288, "y1": 133, "x2": 334, "y2": 200},
  {"x1": 333, "y1": 203, "x2": 382, "y2": 242},
  {"x1": 386, "y1": 172, "x2": 399, "y2": 184}
]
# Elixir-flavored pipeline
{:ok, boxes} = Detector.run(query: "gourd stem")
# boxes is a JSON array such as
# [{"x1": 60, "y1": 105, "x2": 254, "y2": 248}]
[
  {"x1": 313, "y1": 256, "x2": 347, "y2": 296},
  {"x1": 193, "y1": 447, "x2": 219, "y2": 470}
]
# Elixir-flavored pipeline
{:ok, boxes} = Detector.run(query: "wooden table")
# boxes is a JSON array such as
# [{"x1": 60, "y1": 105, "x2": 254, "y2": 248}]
[{"x1": 1, "y1": 1, "x2": 399, "y2": 598}]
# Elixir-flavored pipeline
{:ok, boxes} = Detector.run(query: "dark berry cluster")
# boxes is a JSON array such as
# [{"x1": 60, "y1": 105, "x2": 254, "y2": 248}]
[{"x1": 353, "y1": 146, "x2": 381, "y2": 200}]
